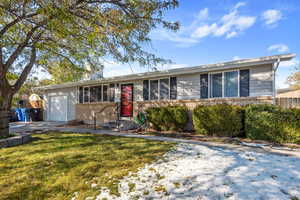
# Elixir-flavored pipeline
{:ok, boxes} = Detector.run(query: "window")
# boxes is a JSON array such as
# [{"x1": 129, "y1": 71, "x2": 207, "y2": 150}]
[
  {"x1": 210, "y1": 73, "x2": 222, "y2": 98},
  {"x1": 143, "y1": 80, "x2": 149, "y2": 101},
  {"x1": 103, "y1": 85, "x2": 108, "y2": 101},
  {"x1": 200, "y1": 74, "x2": 208, "y2": 99},
  {"x1": 150, "y1": 80, "x2": 159, "y2": 100},
  {"x1": 79, "y1": 87, "x2": 83, "y2": 103},
  {"x1": 240, "y1": 69, "x2": 250, "y2": 97},
  {"x1": 90, "y1": 86, "x2": 97, "y2": 102},
  {"x1": 143, "y1": 77, "x2": 177, "y2": 101},
  {"x1": 160, "y1": 78, "x2": 169, "y2": 100},
  {"x1": 109, "y1": 84, "x2": 115, "y2": 102},
  {"x1": 224, "y1": 71, "x2": 238, "y2": 97},
  {"x1": 95, "y1": 85, "x2": 102, "y2": 101},
  {"x1": 84, "y1": 87, "x2": 90, "y2": 103},
  {"x1": 170, "y1": 77, "x2": 177, "y2": 100}
]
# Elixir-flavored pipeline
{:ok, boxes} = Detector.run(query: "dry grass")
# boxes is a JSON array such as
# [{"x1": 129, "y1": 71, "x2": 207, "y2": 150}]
[{"x1": 0, "y1": 132, "x2": 174, "y2": 200}]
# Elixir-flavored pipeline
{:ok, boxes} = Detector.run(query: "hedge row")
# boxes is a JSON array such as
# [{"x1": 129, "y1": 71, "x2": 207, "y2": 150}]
[
  {"x1": 192, "y1": 104, "x2": 244, "y2": 137},
  {"x1": 146, "y1": 106, "x2": 189, "y2": 131},
  {"x1": 245, "y1": 104, "x2": 300, "y2": 144},
  {"x1": 145, "y1": 104, "x2": 300, "y2": 144}
]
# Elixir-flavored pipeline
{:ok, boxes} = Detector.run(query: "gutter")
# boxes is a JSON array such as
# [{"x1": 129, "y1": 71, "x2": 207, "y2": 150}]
[{"x1": 273, "y1": 58, "x2": 281, "y2": 104}]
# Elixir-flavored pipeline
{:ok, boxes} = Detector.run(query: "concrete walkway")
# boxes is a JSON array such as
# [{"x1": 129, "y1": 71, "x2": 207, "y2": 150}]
[{"x1": 9, "y1": 122, "x2": 300, "y2": 158}]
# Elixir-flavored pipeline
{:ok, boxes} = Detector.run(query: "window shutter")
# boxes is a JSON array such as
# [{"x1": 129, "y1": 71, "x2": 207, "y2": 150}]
[
  {"x1": 170, "y1": 77, "x2": 177, "y2": 100},
  {"x1": 109, "y1": 84, "x2": 115, "y2": 102},
  {"x1": 143, "y1": 80, "x2": 149, "y2": 100},
  {"x1": 200, "y1": 74, "x2": 208, "y2": 99},
  {"x1": 240, "y1": 69, "x2": 250, "y2": 97}
]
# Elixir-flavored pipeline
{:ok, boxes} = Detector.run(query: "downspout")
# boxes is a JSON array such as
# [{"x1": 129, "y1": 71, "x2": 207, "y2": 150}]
[{"x1": 273, "y1": 58, "x2": 281, "y2": 104}]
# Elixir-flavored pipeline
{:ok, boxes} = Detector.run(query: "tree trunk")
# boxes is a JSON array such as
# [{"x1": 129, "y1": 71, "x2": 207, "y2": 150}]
[
  {"x1": 0, "y1": 109, "x2": 10, "y2": 137},
  {"x1": 0, "y1": 88, "x2": 13, "y2": 138}
]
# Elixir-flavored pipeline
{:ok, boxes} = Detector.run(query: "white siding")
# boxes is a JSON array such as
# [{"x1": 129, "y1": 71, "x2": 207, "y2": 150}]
[
  {"x1": 43, "y1": 87, "x2": 77, "y2": 121},
  {"x1": 177, "y1": 74, "x2": 200, "y2": 100},
  {"x1": 250, "y1": 64, "x2": 273, "y2": 97}
]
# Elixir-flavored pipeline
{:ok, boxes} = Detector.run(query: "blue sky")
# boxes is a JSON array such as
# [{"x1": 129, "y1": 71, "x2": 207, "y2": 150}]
[{"x1": 103, "y1": 0, "x2": 300, "y2": 89}]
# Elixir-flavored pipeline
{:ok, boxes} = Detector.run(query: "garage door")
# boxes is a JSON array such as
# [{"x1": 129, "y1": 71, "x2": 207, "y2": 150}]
[{"x1": 49, "y1": 96, "x2": 68, "y2": 121}]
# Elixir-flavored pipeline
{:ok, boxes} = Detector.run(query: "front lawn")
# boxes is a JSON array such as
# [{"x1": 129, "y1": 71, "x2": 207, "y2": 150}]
[{"x1": 0, "y1": 132, "x2": 174, "y2": 200}]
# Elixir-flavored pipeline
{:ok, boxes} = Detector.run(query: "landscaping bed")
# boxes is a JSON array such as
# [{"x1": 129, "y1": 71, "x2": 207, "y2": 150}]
[{"x1": 0, "y1": 132, "x2": 174, "y2": 200}]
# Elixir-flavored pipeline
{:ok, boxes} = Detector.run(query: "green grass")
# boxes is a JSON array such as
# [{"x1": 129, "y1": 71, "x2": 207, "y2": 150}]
[{"x1": 0, "y1": 132, "x2": 175, "y2": 200}]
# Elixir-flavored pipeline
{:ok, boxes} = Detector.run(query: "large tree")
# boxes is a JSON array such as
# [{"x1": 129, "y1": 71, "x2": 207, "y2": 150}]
[
  {"x1": 287, "y1": 65, "x2": 300, "y2": 89},
  {"x1": 0, "y1": 0, "x2": 179, "y2": 137}
]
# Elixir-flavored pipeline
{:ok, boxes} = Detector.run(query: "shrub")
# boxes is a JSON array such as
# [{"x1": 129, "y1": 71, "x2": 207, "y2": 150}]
[
  {"x1": 245, "y1": 104, "x2": 300, "y2": 144},
  {"x1": 145, "y1": 106, "x2": 189, "y2": 131},
  {"x1": 192, "y1": 104, "x2": 244, "y2": 137}
]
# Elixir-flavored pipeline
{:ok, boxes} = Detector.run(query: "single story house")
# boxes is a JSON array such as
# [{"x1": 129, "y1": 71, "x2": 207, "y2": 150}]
[
  {"x1": 36, "y1": 53, "x2": 295, "y2": 124},
  {"x1": 277, "y1": 87, "x2": 300, "y2": 98}
]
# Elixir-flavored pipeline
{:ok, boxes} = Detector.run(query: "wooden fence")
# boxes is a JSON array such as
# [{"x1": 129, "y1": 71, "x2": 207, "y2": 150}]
[{"x1": 276, "y1": 98, "x2": 300, "y2": 109}]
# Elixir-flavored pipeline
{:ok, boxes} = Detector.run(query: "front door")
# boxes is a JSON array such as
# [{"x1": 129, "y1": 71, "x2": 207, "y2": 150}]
[{"x1": 121, "y1": 84, "x2": 133, "y2": 117}]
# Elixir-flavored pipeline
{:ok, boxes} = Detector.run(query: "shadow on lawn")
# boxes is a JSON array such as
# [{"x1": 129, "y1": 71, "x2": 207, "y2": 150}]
[{"x1": 0, "y1": 132, "x2": 174, "y2": 200}]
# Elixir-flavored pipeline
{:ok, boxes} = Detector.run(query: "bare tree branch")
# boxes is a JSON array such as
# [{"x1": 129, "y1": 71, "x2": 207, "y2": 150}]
[
  {"x1": 12, "y1": 46, "x2": 36, "y2": 92},
  {"x1": 3, "y1": 25, "x2": 40, "y2": 73}
]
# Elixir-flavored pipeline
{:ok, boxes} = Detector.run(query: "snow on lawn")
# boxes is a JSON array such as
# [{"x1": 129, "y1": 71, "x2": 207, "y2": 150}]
[{"x1": 96, "y1": 143, "x2": 300, "y2": 200}]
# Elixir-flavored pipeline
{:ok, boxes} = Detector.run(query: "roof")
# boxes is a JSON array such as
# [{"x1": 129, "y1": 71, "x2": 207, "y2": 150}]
[
  {"x1": 36, "y1": 53, "x2": 296, "y2": 91},
  {"x1": 277, "y1": 87, "x2": 300, "y2": 94}
]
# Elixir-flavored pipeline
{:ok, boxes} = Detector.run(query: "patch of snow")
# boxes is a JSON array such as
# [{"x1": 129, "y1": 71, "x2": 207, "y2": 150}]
[
  {"x1": 9, "y1": 124, "x2": 26, "y2": 129},
  {"x1": 95, "y1": 143, "x2": 300, "y2": 200}
]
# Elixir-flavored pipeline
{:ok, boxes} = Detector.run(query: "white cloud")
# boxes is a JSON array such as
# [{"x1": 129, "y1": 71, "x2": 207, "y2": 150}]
[
  {"x1": 151, "y1": 2, "x2": 256, "y2": 47},
  {"x1": 151, "y1": 29, "x2": 199, "y2": 48},
  {"x1": 192, "y1": 2, "x2": 256, "y2": 39},
  {"x1": 233, "y1": 2, "x2": 247, "y2": 10},
  {"x1": 191, "y1": 23, "x2": 218, "y2": 38},
  {"x1": 232, "y1": 56, "x2": 241, "y2": 61},
  {"x1": 268, "y1": 44, "x2": 289, "y2": 53},
  {"x1": 261, "y1": 9, "x2": 283, "y2": 26},
  {"x1": 196, "y1": 8, "x2": 209, "y2": 21}
]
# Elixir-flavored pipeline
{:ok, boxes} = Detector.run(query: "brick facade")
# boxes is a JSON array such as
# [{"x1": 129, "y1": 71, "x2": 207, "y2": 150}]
[{"x1": 75, "y1": 97, "x2": 273, "y2": 126}]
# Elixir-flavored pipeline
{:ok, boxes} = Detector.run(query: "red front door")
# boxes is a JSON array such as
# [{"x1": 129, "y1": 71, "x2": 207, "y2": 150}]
[{"x1": 121, "y1": 84, "x2": 133, "y2": 117}]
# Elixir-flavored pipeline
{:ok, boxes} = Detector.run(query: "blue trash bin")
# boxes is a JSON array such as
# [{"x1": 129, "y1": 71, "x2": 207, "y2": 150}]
[
  {"x1": 20, "y1": 108, "x2": 30, "y2": 122},
  {"x1": 15, "y1": 108, "x2": 22, "y2": 121}
]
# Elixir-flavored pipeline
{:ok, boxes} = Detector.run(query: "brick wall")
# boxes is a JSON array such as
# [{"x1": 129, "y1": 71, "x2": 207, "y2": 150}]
[
  {"x1": 75, "y1": 102, "x2": 117, "y2": 124},
  {"x1": 75, "y1": 96, "x2": 273, "y2": 127}
]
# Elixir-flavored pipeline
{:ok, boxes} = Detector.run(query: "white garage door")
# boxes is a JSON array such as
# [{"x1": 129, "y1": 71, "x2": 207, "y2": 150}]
[{"x1": 49, "y1": 95, "x2": 68, "y2": 121}]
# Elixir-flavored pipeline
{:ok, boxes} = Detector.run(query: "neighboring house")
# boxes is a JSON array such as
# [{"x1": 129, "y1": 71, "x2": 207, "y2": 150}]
[
  {"x1": 277, "y1": 88, "x2": 300, "y2": 98},
  {"x1": 36, "y1": 54, "x2": 295, "y2": 124}
]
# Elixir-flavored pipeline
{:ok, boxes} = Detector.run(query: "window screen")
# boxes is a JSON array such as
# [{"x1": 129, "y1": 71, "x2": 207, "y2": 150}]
[
  {"x1": 109, "y1": 84, "x2": 115, "y2": 102},
  {"x1": 90, "y1": 86, "x2": 97, "y2": 102},
  {"x1": 224, "y1": 71, "x2": 238, "y2": 97},
  {"x1": 143, "y1": 80, "x2": 149, "y2": 101},
  {"x1": 96, "y1": 86, "x2": 102, "y2": 102},
  {"x1": 200, "y1": 74, "x2": 208, "y2": 99},
  {"x1": 150, "y1": 80, "x2": 159, "y2": 100},
  {"x1": 79, "y1": 87, "x2": 83, "y2": 103},
  {"x1": 210, "y1": 73, "x2": 222, "y2": 98},
  {"x1": 160, "y1": 79, "x2": 169, "y2": 100},
  {"x1": 103, "y1": 85, "x2": 108, "y2": 101},
  {"x1": 84, "y1": 87, "x2": 89, "y2": 103}
]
